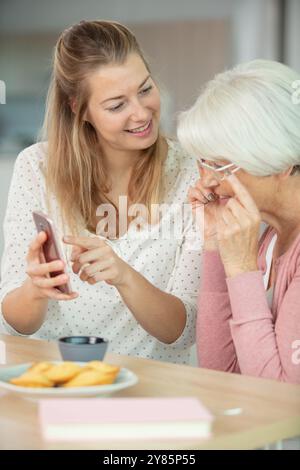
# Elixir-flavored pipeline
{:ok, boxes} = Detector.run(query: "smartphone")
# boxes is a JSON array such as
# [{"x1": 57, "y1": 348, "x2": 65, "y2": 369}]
[{"x1": 32, "y1": 211, "x2": 72, "y2": 295}]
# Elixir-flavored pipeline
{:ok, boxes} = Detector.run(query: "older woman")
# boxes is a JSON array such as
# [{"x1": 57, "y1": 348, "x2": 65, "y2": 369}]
[{"x1": 178, "y1": 60, "x2": 300, "y2": 383}]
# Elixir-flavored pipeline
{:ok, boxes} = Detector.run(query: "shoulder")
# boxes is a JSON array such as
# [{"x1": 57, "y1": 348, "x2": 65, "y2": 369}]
[
  {"x1": 259, "y1": 227, "x2": 300, "y2": 273},
  {"x1": 165, "y1": 138, "x2": 197, "y2": 174},
  {"x1": 15, "y1": 141, "x2": 47, "y2": 167},
  {"x1": 14, "y1": 141, "x2": 47, "y2": 176}
]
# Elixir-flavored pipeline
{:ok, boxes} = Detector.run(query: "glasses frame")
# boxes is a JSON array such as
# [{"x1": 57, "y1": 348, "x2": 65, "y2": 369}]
[{"x1": 198, "y1": 159, "x2": 240, "y2": 181}]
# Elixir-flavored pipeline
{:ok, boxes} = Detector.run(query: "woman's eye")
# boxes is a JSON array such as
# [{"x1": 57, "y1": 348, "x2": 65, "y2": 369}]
[
  {"x1": 107, "y1": 85, "x2": 152, "y2": 111},
  {"x1": 108, "y1": 102, "x2": 124, "y2": 112},
  {"x1": 139, "y1": 85, "x2": 152, "y2": 95}
]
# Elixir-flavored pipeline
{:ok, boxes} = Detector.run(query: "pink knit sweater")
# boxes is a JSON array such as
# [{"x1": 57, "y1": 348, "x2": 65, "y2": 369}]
[{"x1": 197, "y1": 227, "x2": 300, "y2": 383}]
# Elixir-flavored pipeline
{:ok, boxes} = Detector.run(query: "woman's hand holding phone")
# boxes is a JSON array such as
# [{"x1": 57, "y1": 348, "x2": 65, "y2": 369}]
[{"x1": 25, "y1": 231, "x2": 78, "y2": 301}]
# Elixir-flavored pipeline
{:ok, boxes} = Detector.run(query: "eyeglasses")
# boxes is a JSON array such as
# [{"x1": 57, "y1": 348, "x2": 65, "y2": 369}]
[{"x1": 197, "y1": 158, "x2": 240, "y2": 181}]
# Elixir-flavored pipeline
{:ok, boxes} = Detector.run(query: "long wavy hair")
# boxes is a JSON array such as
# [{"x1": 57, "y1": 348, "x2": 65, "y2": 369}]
[{"x1": 41, "y1": 20, "x2": 167, "y2": 235}]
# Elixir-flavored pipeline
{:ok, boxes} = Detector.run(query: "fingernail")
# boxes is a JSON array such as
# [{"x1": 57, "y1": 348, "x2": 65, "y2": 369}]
[{"x1": 206, "y1": 193, "x2": 216, "y2": 201}]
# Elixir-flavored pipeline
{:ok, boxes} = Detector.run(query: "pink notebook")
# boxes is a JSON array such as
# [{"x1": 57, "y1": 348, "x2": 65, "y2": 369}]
[{"x1": 39, "y1": 397, "x2": 213, "y2": 442}]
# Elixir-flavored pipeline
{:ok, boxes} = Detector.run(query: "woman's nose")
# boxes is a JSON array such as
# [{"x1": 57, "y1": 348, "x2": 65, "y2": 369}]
[{"x1": 130, "y1": 100, "x2": 149, "y2": 122}]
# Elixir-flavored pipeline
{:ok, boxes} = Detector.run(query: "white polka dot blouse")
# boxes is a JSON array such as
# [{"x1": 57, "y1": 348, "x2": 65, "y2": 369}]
[{"x1": 0, "y1": 139, "x2": 202, "y2": 364}]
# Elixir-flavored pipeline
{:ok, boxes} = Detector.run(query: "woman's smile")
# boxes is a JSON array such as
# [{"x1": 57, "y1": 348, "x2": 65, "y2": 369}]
[{"x1": 125, "y1": 119, "x2": 153, "y2": 137}]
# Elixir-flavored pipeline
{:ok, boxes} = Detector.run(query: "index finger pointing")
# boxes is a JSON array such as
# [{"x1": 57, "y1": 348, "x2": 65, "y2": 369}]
[{"x1": 63, "y1": 235, "x2": 106, "y2": 250}]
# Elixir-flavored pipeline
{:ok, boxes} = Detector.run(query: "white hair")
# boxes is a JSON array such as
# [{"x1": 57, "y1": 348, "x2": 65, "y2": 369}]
[{"x1": 177, "y1": 60, "x2": 300, "y2": 176}]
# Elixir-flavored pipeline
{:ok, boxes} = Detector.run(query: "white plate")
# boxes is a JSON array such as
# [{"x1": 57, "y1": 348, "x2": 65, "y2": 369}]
[{"x1": 0, "y1": 362, "x2": 138, "y2": 400}]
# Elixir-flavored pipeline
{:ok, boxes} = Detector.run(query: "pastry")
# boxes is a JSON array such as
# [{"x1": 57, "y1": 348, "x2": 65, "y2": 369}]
[
  {"x1": 43, "y1": 361, "x2": 82, "y2": 384},
  {"x1": 85, "y1": 360, "x2": 120, "y2": 375},
  {"x1": 28, "y1": 362, "x2": 53, "y2": 374},
  {"x1": 63, "y1": 369, "x2": 117, "y2": 388},
  {"x1": 10, "y1": 371, "x2": 54, "y2": 388}
]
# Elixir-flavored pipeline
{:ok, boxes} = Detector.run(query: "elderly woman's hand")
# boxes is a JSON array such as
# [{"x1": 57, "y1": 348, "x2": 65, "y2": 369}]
[
  {"x1": 216, "y1": 174, "x2": 261, "y2": 278},
  {"x1": 188, "y1": 162, "x2": 223, "y2": 251},
  {"x1": 63, "y1": 236, "x2": 131, "y2": 286}
]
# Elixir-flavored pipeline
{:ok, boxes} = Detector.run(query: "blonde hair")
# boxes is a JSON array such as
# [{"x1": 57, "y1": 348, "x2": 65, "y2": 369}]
[
  {"x1": 177, "y1": 60, "x2": 300, "y2": 176},
  {"x1": 41, "y1": 20, "x2": 166, "y2": 234}
]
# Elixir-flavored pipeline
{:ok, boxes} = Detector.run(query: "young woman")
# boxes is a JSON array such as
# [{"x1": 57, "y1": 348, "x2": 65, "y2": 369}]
[
  {"x1": 178, "y1": 60, "x2": 300, "y2": 382},
  {"x1": 0, "y1": 20, "x2": 201, "y2": 364}
]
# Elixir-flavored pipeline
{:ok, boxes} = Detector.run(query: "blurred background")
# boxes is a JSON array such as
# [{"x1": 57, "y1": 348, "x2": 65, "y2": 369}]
[{"x1": 0, "y1": 0, "x2": 299, "y2": 256}]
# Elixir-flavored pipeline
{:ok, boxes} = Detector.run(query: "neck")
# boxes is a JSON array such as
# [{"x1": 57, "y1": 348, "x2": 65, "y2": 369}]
[
  {"x1": 260, "y1": 181, "x2": 300, "y2": 254},
  {"x1": 100, "y1": 143, "x2": 142, "y2": 179}
]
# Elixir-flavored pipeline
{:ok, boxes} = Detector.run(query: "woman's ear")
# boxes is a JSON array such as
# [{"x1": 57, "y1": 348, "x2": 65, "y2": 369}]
[
  {"x1": 277, "y1": 166, "x2": 294, "y2": 181},
  {"x1": 69, "y1": 98, "x2": 89, "y2": 122}
]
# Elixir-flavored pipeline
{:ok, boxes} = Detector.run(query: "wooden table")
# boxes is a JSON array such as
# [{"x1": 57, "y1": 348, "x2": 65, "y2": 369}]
[{"x1": 0, "y1": 333, "x2": 299, "y2": 450}]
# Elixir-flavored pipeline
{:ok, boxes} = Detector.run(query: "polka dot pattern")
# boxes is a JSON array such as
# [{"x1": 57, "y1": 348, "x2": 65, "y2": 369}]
[{"x1": 0, "y1": 140, "x2": 202, "y2": 364}]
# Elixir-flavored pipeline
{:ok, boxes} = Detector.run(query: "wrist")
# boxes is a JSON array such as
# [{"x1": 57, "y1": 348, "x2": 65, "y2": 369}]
[
  {"x1": 24, "y1": 277, "x2": 47, "y2": 301},
  {"x1": 115, "y1": 262, "x2": 135, "y2": 289},
  {"x1": 224, "y1": 263, "x2": 258, "y2": 278},
  {"x1": 204, "y1": 239, "x2": 218, "y2": 251}
]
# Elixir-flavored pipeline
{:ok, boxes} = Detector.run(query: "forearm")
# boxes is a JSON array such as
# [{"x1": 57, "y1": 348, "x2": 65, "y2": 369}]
[
  {"x1": 116, "y1": 267, "x2": 186, "y2": 344},
  {"x1": 201, "y1": 250, "x2": 228, "y2": 292},
  {"x1": 197, "y1": 250, "x2": 239, "y2": 372},
  {"x1": 2, "y1": 277, "x2": 48, "y2": 335},
  {"x1": 227, "y1": 271, "x2": 299, "y2": 382},
  {"x1": 197, "y1": 291, "x2": 240, "y2": 372}
]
